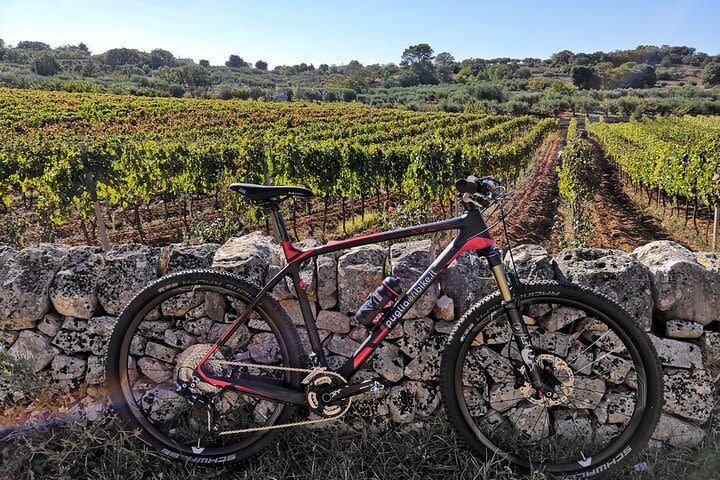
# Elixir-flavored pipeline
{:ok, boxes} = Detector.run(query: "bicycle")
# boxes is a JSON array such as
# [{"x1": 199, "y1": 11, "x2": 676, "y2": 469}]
[{"x1": 106, "y1": 176, "x2": 663, "y2": 478}]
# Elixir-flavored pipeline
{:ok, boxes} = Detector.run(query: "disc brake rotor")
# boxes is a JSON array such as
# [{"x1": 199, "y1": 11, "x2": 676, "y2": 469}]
[{"x1": 520, "y1": 353, "x2": 574, "y2": 406}]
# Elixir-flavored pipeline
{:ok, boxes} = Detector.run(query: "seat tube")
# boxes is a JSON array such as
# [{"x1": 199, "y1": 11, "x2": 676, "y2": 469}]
[{"x1": 268, "y1": 205, "x2": 291, "y2": 242}]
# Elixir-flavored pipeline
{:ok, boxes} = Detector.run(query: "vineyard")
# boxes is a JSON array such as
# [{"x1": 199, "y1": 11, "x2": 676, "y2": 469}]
[
  {"x1": 588, "y1": 115, "x2": 720, "y2": 248},
  {"x1": 0, "y1": 88, "x2": 557, "y2": 246}
]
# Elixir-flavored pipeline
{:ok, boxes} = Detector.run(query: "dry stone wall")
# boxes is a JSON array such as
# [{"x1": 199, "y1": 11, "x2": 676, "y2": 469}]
[{"x1": 0, "y1": 236, "x2": 718, "y2": 448}]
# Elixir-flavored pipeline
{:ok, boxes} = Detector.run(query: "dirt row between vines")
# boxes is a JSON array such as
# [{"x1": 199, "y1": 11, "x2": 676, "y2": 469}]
[
  {"x1": 488, "y1": 131, "x2": 563, "y2": 253},
  {"x1": 586, "y1": 138, "x2": 692, "y2": 252}
]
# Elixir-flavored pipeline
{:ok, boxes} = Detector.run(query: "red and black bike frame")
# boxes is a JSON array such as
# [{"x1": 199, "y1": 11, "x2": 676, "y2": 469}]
[{"x1": 195, "y1": 204, "x2": 540, "y2": 405}]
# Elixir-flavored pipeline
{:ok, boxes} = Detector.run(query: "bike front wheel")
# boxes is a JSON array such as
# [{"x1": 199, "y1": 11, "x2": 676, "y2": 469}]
[
  {"x1": 441, "y1": 281, "x2": 663, "y2": 479},
  {"x1": 106, "y1": 269, "x2": 304, "y2": 465}
]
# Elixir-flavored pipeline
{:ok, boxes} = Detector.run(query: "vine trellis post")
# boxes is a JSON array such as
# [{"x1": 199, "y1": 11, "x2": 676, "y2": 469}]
[{"x1": 713, "y1": 204, "x2": 719, "y2": 251}]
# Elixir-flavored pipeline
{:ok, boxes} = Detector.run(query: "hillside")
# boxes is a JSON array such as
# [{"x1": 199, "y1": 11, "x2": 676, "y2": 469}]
[{"x1": 1, "y1": 40, "x2": 719, "y2": 115}]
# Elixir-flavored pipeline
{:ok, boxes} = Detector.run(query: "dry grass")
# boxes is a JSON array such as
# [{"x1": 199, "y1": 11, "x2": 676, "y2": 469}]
[{"x1": 1, "y1": 411, "x2": 718, "y2": 480}]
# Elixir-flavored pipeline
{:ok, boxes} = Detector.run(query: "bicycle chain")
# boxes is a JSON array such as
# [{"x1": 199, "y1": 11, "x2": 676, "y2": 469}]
[{"x1": 198, "y1": 359, "x2": 352, "y2": 435}]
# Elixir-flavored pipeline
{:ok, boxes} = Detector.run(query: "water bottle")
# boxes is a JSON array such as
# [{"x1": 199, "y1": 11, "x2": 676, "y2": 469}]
[{"x1": 355, "y1": 277, "x2": 403, "y2": 327}]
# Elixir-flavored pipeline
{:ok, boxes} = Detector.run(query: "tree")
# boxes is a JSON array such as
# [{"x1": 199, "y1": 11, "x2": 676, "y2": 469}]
[
  {"x1": 255, "y1": 60, "x2": 268, "y2": 70},
  {"x1": 435, "y1": 52, "x2": 455, "y2": 65},
  {"x1": 199, "y1": 59, "x2": 210, "y2": 67},
  {"x1": 571, "y1": 65, "x2": 601, "y2": 89},
  {"x1": 0, "y1": 39, "x2": 5, "y2": 61},
  {"x1": 545, "y1": 81, "x2": 575, "y2": 95},
  {"x1": 401, "y1": 43, "x2": 435, "y2": 66},
  {"x1": 550, "y1": 50, "x2": 574, "y2": 68},
  {"x1": 78, "y1": 42, "x2": 90, "y2": 54},
  {"x1": 16, "y1": 40, "x2": 51, "y2": 50},
  {"x1": 32, "y1": 52, "x2": 60, "y2": 75},
  {"x1": 82, "y1": 59, "x2": 98, "y2": 77},
  {"x1": 226, "y1": 54, "x2": 247, "y2": 68},
  {"x1": 400, "y1": 43, "x2": 437, "y2": 84},
  {"x1": 701, "y1": 63, "x2": 720, "y2": 86},
  {"x1": 100, "y1": 48, "x2": 148, "y2": 68},
  {"x1": 527, "y1": 76, "x2": 550, "y2": 91},
  {"x1": 150, "y1": 48, "x2": 176, "y2": 69},
  {"x1": 175, "y1": 63, "x2": 211, "y2": 87},
  {"x1": 318, "y1": 63, "x2": 329, "y2": 73}
]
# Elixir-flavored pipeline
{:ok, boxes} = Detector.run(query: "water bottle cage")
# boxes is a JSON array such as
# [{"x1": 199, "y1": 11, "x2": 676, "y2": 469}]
[{"x1": 370, "y1": 302, "x2": 395, "y2": 326}]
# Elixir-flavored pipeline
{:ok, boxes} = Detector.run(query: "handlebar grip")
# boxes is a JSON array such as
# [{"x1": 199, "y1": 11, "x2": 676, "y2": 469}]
[{"x1": 455, "y1": 176, "x2": 479, "y2": 194}]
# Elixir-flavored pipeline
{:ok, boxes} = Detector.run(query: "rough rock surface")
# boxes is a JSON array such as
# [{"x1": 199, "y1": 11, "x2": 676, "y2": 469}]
[
  {"x1": 649, "y1": 334, "x2": 703, "y2": 369},
  {"x1": 51, "y1": 329, "x2": 90, "y2": 355},
  {"x1": 701, "y1": 332, "x2": 720, "y2": 365},
  {"x1": 662, "y1": 368, "x2": 715, "y2": 423},
  {"x1": 504, "y1": 244, "x2": 554, "y2": 281},
  {"x1": 37, "y1": 313, "x2": 63, "y2": 337},
  {"x1": 0, "y1": 244, "x2": 68, "y2": 325},
  {"x1": 317, "y1": 252, "x2": 338, "y2": 309},
  {"x1": 279, "y1": 298, "x2": 317, "y2": 326},
  {"x1": 211, "y1": 232, "x2": 281, "y2": 285},
  {"x1": 49, "y1": 246, "x2": 103, "y2": 319},
  {"x1": 337, "y1": 245, "x2": 387, "y2": 313},
  {"x1": 634, "y1": 241, "x2": 720, "y2": 326},
  {"x1": 51, "y1": 355, "x2": 86, "y2": 391},
  {"x1": 8, "y1": 330, "x2": 59, "y2": 372},
  {"x1": 554, "y1": 248, "x2": 654, "y2": 330},
  {"x1": 653, "y1": 413, "x2": 706, "y2": 447},
  {"x1": 87, "y1": 316, "x2": 118, "y2": 356},
  {"x1": 371, "y1": 343, "x2": 404, "y2": 382},
  {"x1": 441, "y1": 252, "x2": 495, "y2": 316},
  {"x1": 665, "y1": 319, "x2": 704, "y2": 339},
  {"x1": 390, "y1": 240, "x2": 438, "y2": 318},
  {"x1": 97, "y1": 244, "x2": 160, "y2": 316},
  {"x1": 160, "y1": 243, "x2": 218, "y2": 275},
  {"x1": 432, "y1": 295, "x2": 454, "y2": 321},
  {"x1": 315, "y1": 310, "x2": 350, "y2": 334},
  {"x1": 388, "y1": 382, "x2": 417, "y2": 423}
]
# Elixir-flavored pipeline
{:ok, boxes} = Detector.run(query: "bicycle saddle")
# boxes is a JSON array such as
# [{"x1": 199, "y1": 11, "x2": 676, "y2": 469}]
[{"x1": 230, "y1": 183, "x2": 314, "y2": 203}]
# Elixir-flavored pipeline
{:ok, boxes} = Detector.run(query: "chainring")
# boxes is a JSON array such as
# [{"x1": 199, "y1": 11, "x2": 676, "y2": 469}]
[{"x1": 304, "y1": 371, "x2": 350, "y2": 417}]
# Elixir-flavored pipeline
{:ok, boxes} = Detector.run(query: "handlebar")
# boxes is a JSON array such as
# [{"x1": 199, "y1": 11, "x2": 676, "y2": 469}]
[{"x1": 455, "y1": 176, "x2": 505, "y2": 207}]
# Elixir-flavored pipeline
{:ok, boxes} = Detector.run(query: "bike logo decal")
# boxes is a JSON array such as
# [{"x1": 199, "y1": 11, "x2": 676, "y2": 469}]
[{"x1": 384, "y1": 269, "x2": 437, "y2": 328}]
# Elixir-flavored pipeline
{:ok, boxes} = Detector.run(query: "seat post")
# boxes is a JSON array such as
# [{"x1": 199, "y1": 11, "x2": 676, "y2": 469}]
[{"x1": 267, "y1": 204, "x2": 291, "y2": 243}]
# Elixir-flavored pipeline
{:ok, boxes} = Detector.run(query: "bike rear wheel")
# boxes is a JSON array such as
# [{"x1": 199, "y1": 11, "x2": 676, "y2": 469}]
[
  {"x1": 441, "y1": 281, "x2": 663, "y2": 479},
  {"x1": 106, "y1": 269, "x2": 304, "y2": 465}
]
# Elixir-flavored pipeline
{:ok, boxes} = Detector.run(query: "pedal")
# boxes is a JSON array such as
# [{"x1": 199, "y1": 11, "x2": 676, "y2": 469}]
[
  {"x1": 369, "y1": 381, "x2": 385, "y2": 397},
  {"x1": 322, "y1": 379, "x2": 385, "y2": 404}
]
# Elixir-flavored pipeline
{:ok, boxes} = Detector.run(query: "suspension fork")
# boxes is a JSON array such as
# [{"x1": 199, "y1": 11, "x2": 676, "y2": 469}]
[{"x1": 485, "y1": 250, "x2": 546, "y2": 390}]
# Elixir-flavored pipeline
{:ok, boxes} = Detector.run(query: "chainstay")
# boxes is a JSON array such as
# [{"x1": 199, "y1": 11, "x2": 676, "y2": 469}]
[{"x1": 202, "y1": 360, "x2": 352, "y2": 435}]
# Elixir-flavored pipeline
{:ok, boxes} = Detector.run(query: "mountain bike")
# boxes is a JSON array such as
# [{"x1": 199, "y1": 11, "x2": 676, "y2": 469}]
[{"x1": 106, "y1": 176, "x2": 663, "y2": 478}]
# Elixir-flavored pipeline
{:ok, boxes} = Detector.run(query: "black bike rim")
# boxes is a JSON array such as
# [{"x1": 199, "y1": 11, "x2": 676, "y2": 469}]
[
  {"x1": 453, "y1": 294, "x2": 649, "y2": 474},
  {"x1": 116, "y1": 283, "x2": 293, "y2": 457}
]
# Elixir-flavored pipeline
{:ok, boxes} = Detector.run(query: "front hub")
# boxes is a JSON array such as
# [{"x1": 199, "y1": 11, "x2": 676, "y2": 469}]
[{"x1": 520, "y1": 353, "x2": 574, "y2": 406}]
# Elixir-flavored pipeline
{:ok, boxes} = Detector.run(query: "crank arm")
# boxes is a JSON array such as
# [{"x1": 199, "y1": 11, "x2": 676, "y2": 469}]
[{"x1": 321, "y1": 380, "x2": 383, "y2": 404}]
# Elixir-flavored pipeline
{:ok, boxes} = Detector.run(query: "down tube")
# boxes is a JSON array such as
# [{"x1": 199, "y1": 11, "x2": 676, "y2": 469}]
[{"x1": 337, "y1": 238, "x2": 484, "y2": 379}]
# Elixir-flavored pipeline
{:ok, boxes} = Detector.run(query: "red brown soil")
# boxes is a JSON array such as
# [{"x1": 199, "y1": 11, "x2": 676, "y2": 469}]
[
  {"x1": 489, "y1": 132, "x2": 563, "y2": 252},
  {"x1": 586, "y1": 138, "x2": 689, "y2": 252}
]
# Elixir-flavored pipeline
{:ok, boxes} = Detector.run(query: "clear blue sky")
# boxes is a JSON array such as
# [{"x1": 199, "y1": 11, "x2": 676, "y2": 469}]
[{"x1": 1, "y1": 0, "x2": 718, "y2": 67}]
